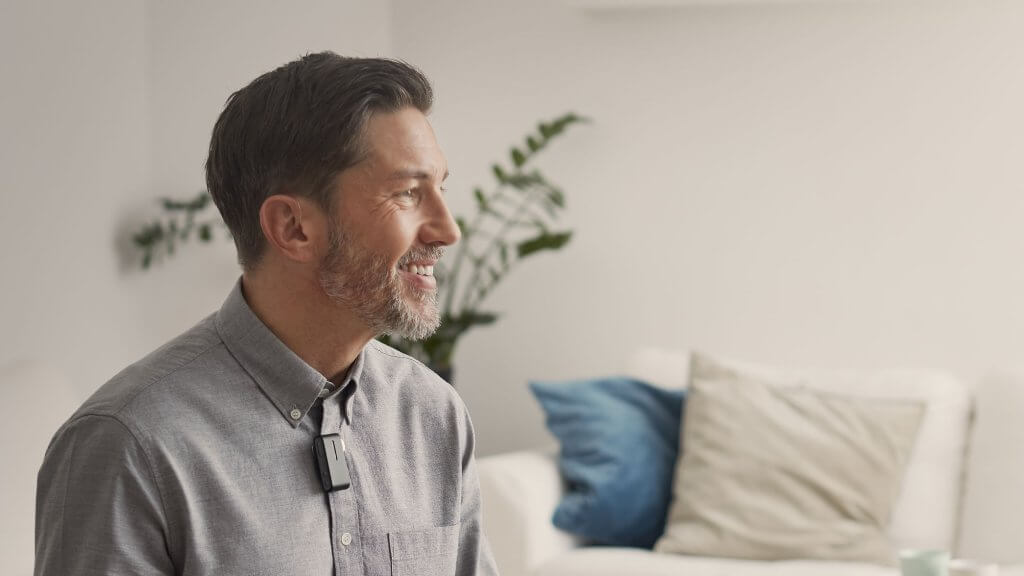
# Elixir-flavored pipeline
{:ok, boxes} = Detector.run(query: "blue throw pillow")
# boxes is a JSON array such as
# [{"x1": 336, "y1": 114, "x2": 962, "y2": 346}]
[{"x1": 529, "y1": 377, "x2": 686, "y2": 549}]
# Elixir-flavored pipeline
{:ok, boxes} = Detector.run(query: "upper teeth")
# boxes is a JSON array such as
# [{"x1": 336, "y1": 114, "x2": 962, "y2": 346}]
[{"x1": 402, "y1": 264, "x2": 434, "y2": 276}]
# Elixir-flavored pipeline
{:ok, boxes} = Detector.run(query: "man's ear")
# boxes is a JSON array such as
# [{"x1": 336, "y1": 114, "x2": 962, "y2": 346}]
[{"x1": 258, "y1": 195, "x2": 324, "y2": 263}]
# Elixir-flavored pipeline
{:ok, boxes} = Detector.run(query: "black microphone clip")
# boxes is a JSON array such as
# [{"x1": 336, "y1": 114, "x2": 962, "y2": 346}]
[{"x1": 313, "y1": 433, "x2": 351, "y2": 492}]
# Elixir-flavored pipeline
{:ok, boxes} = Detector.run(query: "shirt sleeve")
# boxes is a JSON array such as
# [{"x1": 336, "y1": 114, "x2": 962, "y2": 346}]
[
  {"x1": 35, "y1": 414, "x2": 176, "y2": 576},
  {"x1": 455, "y1": 406, "x2": 500, "y2": 576}
]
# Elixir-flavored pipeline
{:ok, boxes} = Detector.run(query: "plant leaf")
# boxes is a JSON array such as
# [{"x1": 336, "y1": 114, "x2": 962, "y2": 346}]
[
  {"x1": 161, "y1": 198, "x2": 186, "y2": 211},
  {"x1": 460, "y1": 311, "x2": 499, "y2": 326},
  {"x1": 503, "y1": 172, "x2": 544, "y2": 190},
  {"x1": 546, "y1": 186, "x2": 566, "y2": 208},
  {"x1": 473, "y1": 188, "x2": 488, "y2": 212},
  {"x1": 492, "y1": 164, "x2": 507, "y2": 183},
  {"x1": 510, "y1": 147, "x2": 527, "y2": 168},
  {"x1": 190, "y1": 192, "x2": 211, "y2": 210},
  {"x1": 517, "y1": 231, "x2": 572, "y2": 258},
  {"x1": 538, "y1": 122, "x2": 555, "y2": 140}
]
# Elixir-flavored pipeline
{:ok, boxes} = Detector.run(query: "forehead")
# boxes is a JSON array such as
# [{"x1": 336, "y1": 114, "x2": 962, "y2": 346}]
[{"x1": 361, "y1": 107, "x2": 446, "y2": 178}]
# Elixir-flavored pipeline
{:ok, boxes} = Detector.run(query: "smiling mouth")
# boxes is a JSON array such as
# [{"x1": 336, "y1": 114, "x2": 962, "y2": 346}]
[{"x1": 397, "y1": 263, "x2": 435, "y2": 277}]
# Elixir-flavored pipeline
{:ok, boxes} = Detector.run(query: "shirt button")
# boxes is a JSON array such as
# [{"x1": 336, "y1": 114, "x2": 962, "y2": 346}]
[
  {"x1": 289, "y1": 408, "x2": 302, "y2": 420},
  {"x1": 340, "y1": 532, "x2": 352, "y2": 546}
]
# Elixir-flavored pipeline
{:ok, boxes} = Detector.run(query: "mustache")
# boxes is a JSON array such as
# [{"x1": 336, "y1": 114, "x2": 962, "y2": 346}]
[{"x1": 397, "y1": 246, "x2": 445, "y2": 267}]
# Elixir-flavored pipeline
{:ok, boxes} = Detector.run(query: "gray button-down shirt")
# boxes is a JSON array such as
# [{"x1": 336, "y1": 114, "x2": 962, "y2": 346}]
[{"x1": 35, "y1": 281, "x2": 498, "y2": 576}]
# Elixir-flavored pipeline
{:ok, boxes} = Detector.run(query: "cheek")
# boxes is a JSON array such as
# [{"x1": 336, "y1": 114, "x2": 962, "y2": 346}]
[{"x1": 372, "y1": 214, "x2": 421, "y2": 262}]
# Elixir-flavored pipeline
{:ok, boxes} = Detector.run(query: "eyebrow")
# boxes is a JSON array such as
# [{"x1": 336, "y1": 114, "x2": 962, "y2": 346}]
[{"x1": 387, "y1": 168, "x2": 450, "y2": 181}]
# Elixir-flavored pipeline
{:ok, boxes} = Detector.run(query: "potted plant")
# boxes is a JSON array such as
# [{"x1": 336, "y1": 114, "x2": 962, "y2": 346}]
[{"x1": 133, "y1": 112, "x2": 587, "y2": 383}]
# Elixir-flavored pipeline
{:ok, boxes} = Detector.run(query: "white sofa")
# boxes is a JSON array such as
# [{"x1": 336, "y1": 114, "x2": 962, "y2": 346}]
[{"x1": 478, "y1": 352, "x2": 1024, "y2": 576}]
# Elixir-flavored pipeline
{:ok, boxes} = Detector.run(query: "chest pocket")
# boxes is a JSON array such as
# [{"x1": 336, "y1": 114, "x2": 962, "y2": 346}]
[{"x1": 388, "y1": 524, "x2": 460, "y2": 576}]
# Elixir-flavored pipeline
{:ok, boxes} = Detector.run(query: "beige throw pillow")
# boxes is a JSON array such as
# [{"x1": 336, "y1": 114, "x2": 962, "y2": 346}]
[{"x1": 654, "y1": 353, "x2": 925, "y2": 565}]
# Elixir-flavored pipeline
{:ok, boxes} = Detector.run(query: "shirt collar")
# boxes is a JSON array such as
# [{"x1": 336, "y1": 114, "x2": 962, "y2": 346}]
[{"x1": 215, "y1": 279, "x2": 362, "y2": 428}]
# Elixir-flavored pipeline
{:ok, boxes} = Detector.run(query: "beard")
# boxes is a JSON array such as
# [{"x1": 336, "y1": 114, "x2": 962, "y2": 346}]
[{"x1": 317, "y1": 218, "x2": 444, "y2": 341}]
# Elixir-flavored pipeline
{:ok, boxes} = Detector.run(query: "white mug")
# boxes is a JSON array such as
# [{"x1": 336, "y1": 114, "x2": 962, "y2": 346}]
[{"x1": 949, "y1": 559, "x2": 999, "y2": 576}]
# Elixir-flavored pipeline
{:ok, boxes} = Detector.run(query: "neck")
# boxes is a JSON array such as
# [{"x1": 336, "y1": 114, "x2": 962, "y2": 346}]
[{"x1": 240, "y1": 269, "x2": 372, "y2": 382}]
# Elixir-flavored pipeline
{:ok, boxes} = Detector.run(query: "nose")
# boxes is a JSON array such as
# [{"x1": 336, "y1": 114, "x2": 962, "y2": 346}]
[{"x1": 420, "y1": 191, "x2": 461, "y2": 247}]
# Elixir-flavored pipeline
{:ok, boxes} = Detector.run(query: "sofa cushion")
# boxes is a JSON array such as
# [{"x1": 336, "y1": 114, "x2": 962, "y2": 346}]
[
  {"x1": 628, "y1": 348, "x2": 972, "y2": 551},
  {"x1": 535, "y1": 547, "x2": 898, "y2": 576},
  {"x1": 956, "y1": 371, "x2": 1024, "y2": 565},
  {"x1": 655, "y1": 355, "x2": 925, "y2": 564},
  {"x1": 530, "y1": 377, "x2": 685, "y2": 548}
]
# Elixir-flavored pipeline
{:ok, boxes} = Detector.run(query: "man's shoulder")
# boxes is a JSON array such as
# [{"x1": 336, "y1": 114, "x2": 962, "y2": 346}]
[
  {"x1": 73, "y1": 313, "x2": 227, "y2": 422},
  {"x1": 364, "y1": 339, "x2": 466, "y2": 411}
]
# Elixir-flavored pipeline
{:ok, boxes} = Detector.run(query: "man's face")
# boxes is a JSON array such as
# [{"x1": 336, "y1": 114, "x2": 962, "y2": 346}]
[{"x1": 317, "y1": 107, "x2": 459, "y2": 340}]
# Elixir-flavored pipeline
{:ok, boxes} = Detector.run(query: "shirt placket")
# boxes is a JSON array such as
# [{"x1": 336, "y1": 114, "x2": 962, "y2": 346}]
[{"x1": 320, "y1": 392, "x2": 364, "y2": 576}]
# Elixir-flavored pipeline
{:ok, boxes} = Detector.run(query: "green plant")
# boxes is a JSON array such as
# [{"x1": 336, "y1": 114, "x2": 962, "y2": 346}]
[
  {"x1": 132, "y1": 112, "x2": 587, "y2": 378},
  {"x1": 132, "y1": 192, "x2": 228, "y2": 269}
]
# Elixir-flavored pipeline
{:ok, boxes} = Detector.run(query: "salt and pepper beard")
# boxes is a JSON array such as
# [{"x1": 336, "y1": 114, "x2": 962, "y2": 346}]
[{"x1": 317, "y1": 216, "x2": 444, "y2": 341}]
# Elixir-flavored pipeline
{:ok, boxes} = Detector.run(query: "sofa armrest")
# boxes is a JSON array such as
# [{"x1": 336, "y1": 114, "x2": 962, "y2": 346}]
[{"x1": 478, "y1": 449, "x2": 583, "y2": 576}]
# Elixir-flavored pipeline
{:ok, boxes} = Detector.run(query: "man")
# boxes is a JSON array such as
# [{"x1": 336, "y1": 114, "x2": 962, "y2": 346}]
[{"x1": 35, "y1": 52, "x2": 499, "y2": 576}]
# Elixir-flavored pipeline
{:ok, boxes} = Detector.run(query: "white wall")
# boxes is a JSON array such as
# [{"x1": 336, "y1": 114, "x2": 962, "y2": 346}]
[
  {"x1": 392, "y1": 0, "x2": 1024, "y2": 456},
  {"x1": 0, "y1": 0, "x2": 151, "y2": 391},
  {"x1": 0, "y1": 2, "x2": 391, "y2": 573}
]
